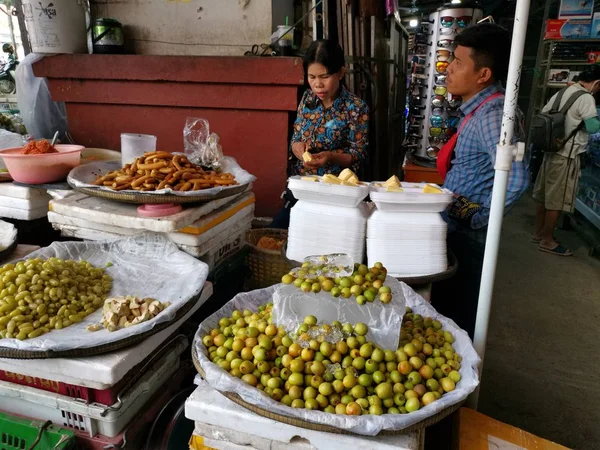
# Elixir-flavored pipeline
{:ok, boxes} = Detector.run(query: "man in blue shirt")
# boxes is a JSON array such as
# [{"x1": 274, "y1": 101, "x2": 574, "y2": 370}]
[{"x1": 432, "y1": 24, "x2": 529, "y2": 338}]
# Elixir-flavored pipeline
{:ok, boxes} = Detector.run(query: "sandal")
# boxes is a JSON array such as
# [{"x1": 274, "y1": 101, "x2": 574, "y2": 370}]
[
  {"x1": 531, "y1": 236, "x2": 559, "y2": 244},
  {"x1": 538, "y1": 244, "x2": 573, "y2": 257}
]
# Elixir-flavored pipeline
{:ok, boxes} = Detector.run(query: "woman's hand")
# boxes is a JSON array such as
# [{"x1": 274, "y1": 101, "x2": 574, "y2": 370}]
[
  {"x1": 291, "y1": 142, "x2": 307, "y2": 160},
  {"x1": 303, "y1": 151, "x2": 331, "y2": 169}
]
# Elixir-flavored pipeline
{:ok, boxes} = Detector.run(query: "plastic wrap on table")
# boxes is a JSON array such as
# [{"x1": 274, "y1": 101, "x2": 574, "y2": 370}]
[
  {"x1": 0, "y1": 233, "x2": 208, "y2": 352},
  {"x1": 194, "y1": 284, "x2": 480, "y2": 436},
  {"x1": 272, "y1": 278, "x2": 405, "y2": 350}
]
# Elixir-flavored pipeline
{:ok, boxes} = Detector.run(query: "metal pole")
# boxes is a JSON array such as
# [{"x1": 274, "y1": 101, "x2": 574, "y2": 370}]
[
  {"x1": 7, "y1": 8, "x2": 17, "y2": 56},
  {"x1": 466, "y1": 0, "x2": 531, "y2": 409},
  {"x1": 13, "y1": 0, "x2": 31, "y2": 56}
]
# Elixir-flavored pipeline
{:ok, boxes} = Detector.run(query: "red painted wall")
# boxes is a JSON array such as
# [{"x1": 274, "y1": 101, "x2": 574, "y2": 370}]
[{"x1": 34, "y1": 55, "x2": 304, "y2": 217}]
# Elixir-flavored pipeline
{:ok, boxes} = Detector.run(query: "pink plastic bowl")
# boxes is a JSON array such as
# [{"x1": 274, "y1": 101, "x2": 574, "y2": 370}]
[{"x1": 0, "y1": 144, "x2": 85, "y2": 184}]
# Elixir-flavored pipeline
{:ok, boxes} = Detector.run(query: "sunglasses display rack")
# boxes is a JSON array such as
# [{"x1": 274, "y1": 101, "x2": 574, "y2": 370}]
[
  {"x1": 405, "y1": 23, "x2": 432, "y2": 155},
  {"x1": 411, "y1": 6, "x2": 483, "y2": 162}
]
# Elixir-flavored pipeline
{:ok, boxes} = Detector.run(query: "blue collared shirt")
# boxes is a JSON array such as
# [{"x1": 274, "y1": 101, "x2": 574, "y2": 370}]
[{"x1": 443, "y1": 82, "x2": 529, "y2": 231}]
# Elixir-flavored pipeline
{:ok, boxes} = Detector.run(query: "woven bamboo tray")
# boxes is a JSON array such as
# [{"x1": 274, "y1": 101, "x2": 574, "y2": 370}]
[
  {"x1": 71, "y1": 183, "x2": 249, "y2": 205},
  {"x1": 0, "y1": 290, "x2": 203, "y2": 359},
  {"x1": 244, "y1": 229, "x2": 292, "y2": 290},
  {"x1": 192, "y1": 346, "x2": 462, "y2": 436}
]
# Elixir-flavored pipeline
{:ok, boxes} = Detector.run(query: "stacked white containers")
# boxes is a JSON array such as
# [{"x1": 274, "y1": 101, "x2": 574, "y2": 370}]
[
  {"x1": 367, "y1": 183, "x2": 453, "y2": 277},
  {"x1": 286, "y1": 176, "x2": 369, "y2": 264}
]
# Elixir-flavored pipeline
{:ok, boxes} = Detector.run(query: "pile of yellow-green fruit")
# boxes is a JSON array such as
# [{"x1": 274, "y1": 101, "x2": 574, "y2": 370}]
[
  {"x1": 202, "y1": 304, "x2": 462, "y2": 415},
  {"x1": 0, "y1": 258, "x2": 113, "y2": 340},
  {"x1": 281, "y1": 262, "x2": 393, "y2": 305}
]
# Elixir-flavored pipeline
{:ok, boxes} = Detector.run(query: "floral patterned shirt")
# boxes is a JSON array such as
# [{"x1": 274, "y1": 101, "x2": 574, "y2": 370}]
[{"x1": 289, "y1": 87, "x2": 369, "y2": 176}]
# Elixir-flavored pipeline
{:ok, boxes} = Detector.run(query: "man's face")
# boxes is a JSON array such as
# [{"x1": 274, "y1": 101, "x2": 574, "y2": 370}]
[{"x1": 446, "y1": 45, "x2": 487, "y2": 99}]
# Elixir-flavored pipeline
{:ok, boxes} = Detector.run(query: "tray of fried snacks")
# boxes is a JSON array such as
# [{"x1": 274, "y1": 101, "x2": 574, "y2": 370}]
[{"x1": 67, "y1": 153, "x2": 256, "y2": 204}]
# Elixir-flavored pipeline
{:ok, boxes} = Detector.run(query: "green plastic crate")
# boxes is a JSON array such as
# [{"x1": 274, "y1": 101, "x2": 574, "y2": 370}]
[{"x1": 0, "y1": 412, "x2": 75, "y2": 450}]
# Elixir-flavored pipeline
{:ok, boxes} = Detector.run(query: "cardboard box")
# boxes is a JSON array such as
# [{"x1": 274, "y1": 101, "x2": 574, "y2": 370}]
[
  {"x1": 544, "y1": 19, "x2": 592, "y2": 39},
  {"x1": 568, "y1": 71, "x2": 581, "y2": 82},
  {"x1": 548, "y1": 69, "x2": 570, "y2": 84},
  {"x1": 456, "y1": 408, "x2": 569, "y2": 450},
  {"x1": 559, "y1": 0, "x2": 594, "y2": 19}
]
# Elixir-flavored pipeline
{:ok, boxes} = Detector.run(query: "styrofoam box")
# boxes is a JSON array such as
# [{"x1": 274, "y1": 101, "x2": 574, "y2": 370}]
[
  {"x1": 288, "y1": 176, "x2": 369, "y2": 207},
  {"x1": 0, "y1": 183, "x2": 49, "y2": 199},
  {"x1": 0, "y1": 337, "x2": 186, "y2": 438},
  {"x1": 49, "y1": 189, "x2": 251, "y2": 233},
  {"x1": 0, "y1": 283, "x2": 213, "y2": 389},
  {"x1": 0, "y1": 205, "x2": 48, "y2": 220},
  {"x1": 0, "y1": 194, "x2": 51, "y2": 210},
  {"x1": 185, "y1": 219, "x2": 251, "y2": 270},
  {"x1": 186, "y1": 382, "x2": 422, "y2": 450},
  {"x1": 369, "y1": 182, "x2": 453, "y2": 212},
  {"x1": 48, "y1": 192, "x2": 255, "y2": 248}
]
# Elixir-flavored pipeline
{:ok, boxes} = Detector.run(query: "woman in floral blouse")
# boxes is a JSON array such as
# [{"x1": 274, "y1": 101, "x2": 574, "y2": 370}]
[{"x1": 272, "y1": 40, "x2": 369, "y2": 228}]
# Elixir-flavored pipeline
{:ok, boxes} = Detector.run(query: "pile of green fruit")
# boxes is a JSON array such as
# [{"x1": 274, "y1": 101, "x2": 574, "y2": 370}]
[
  {"x1": 202, "y1": 305, "x2": 463, "y2": 416},
  {"x1": 0, "y1": 258, "x2": 113, "y2": 340},
  {"x1": 281, "y1": 262, "x2": 393, "y2": 305}
]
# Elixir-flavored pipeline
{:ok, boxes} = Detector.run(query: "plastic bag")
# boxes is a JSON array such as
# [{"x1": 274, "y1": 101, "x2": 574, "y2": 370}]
[
  {"x1": 0, "y1": 129, "x2": 26, "y2": 150},
  {"x1": 16, "y1": 53, "x2": 68, "y2": 140},
  {"x1": 194, "y1": 283, "x2": 480, "y2": 435},
  {"x1": 0, "y1": 233, "x2": 208, "y2": 352},
  {"x1": 272, "y1": 278, "x2": 405, "y2": 350},
  {"x1": 289, "y1": 253, "x2": 354, "y2": 279},
  {"x1": 184, "y1": 117, "x2": 224, "y2": 170}
]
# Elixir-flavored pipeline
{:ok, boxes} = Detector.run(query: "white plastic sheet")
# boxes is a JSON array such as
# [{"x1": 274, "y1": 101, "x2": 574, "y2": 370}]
[
  {"x1": 1, "y1": 233, "x2": 208, "y2": 352},
  {"x1": 0, "y1": 221, "x2": 17, "y2": 251},
  {"x1": 272, "y1": 277, "x2": 405, "y2": 350},
  {"x1": 194, "y1": 283, "x2": 480, "y2": 435},
  {"x1": 67, "y1": 156, "x2": 256, "y2": 198},
  {"x1": 16, "y1": 53, "x2": 68, "y2": 140}
]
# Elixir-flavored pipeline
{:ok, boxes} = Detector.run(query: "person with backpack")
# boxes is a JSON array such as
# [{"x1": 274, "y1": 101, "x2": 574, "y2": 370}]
[
  {"x1": 431, "y1": 24, "x2": 529, "y2": 339},
  {"x1": 531, "y1": 65, "x2": 600, "y2": 256}
]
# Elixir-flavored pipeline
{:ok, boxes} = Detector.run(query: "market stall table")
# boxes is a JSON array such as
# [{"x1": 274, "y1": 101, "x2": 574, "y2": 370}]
[
  {"x1": 0, "y1": 282, "x2": 212, "y2": 389},
  {"x1": 186, "y1": 381, "x2": 424, "y2": 450}
]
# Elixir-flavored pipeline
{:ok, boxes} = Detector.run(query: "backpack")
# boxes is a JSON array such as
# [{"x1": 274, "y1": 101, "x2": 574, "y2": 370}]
[{"x1": 529, "y1": 88, "x2": 588, "y2": 153}]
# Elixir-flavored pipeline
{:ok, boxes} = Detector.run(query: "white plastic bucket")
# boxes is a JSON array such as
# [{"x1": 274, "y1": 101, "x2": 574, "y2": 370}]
[
  {"x1": 120, "y1": 133, "x2": 157, "y2": 166},
  {"x1": 21, "y1": 0, "x2": 88, "y2": 54}
]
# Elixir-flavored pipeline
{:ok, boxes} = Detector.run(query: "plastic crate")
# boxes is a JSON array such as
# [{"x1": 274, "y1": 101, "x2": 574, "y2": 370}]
[
  {"x1": 0, "y1": 368, "x2": 128, "y2": 407},
  {"x1": 73, "y1": 366, "x2": 195, "y2": 450},
  {"x1": 0, "y1": 412, "x2": 75, "y2": 449},
  {"x1": 0, "y1": 337, "x2": 187, "y2": 438},
  {"x1": 0, "y1": 333, "x2": 178, "y2": 405}
]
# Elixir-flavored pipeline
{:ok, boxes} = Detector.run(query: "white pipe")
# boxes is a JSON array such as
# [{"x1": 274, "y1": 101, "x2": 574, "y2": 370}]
[{"x1": 467, "y1": 0, "x2": 531, "y2": 409}]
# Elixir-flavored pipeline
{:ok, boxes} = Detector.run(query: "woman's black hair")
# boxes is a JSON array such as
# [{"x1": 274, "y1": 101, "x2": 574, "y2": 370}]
[
  {"x1": 303, "y1": 40, "x2": 345, "y2": 75},
  {"x1": 579, "y1": 64, "x2": 600, "y2": 82}
]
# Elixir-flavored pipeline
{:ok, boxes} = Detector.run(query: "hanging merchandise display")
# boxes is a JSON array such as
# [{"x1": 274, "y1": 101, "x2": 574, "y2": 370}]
[
  {"x1": 404, "y1": 23, "x2": 432, "y2": 157},
  {"x1": 405, "y1": 6, "x2": 483, "y2": 162}
]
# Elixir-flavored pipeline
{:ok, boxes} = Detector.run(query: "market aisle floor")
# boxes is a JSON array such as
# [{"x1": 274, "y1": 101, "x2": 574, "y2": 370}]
[{"x1": 478, "y1": 195, "x2": 600, "y2": 450}]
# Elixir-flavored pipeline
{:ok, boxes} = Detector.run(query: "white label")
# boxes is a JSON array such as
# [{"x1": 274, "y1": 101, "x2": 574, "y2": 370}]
[{"x1": 487, "y1": 435, "x2": 527, "y2": 450}]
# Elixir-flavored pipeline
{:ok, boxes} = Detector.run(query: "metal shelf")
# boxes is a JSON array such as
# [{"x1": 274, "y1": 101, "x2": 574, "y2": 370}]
[
  {"x1": 544, "y1": 38, "x2": 600, "y2": 43},
  {"x1": 541, "y1": 60, "x2": 593, "y2": 65},
  {"x1": 575, "y1": 199, "x2": 600, "y2": 231},
  {"x1": 540, "y1": 83, "x2": 568, "y2": 88}
]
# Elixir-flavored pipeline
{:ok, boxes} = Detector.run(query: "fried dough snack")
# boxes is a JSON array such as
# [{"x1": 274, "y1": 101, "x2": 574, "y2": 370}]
[
  {"x1": 93, "y1": 151, "x2": 237, "y2": 192},
  {"x1": 21, "y1": 140, "x2": 58, "y2": 155},
  {"x1": 256, "y1": 236, "x2": 285, "y2": 251}
]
